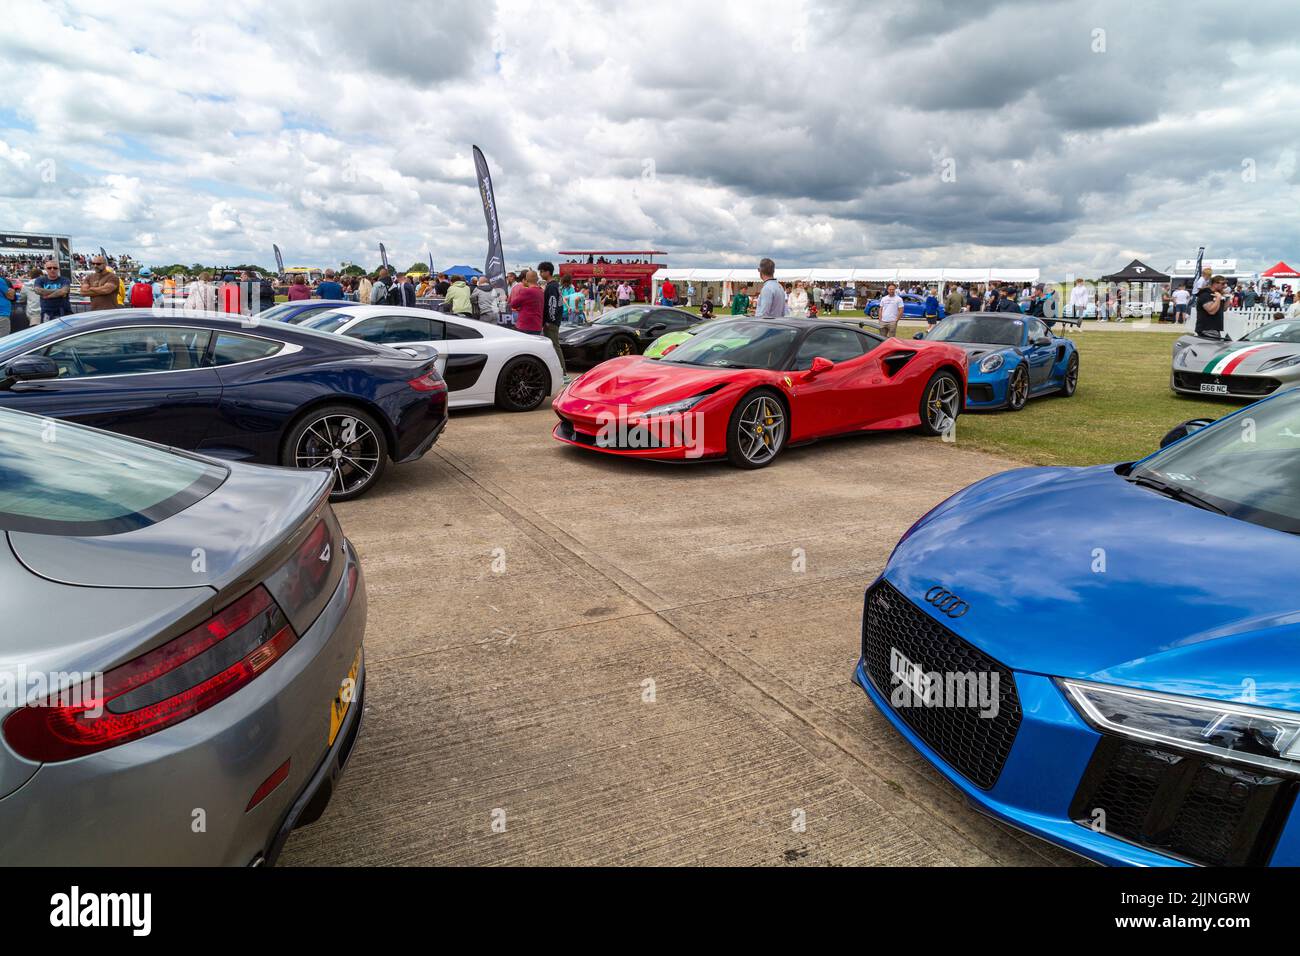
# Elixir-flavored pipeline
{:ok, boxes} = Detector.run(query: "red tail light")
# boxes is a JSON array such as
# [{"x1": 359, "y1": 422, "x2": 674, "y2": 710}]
[
  {"x1": 246, "y1": 758, "x2": 291, "y2": 811},
  {"x1": 408, "y1": 372, "x2": 446, "y2": 392},
  {"x1": 3, "y1": 586, "x2": 298, "y2": 763},
  {"x1": 661, "y1": 343, "x2": 679, "y2": 355}
]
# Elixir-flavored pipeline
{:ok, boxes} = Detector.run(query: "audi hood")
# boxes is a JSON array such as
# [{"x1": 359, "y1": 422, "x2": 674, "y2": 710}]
[{"x1": 883, "y1": 464, "x2": 1300, "y2": 711}]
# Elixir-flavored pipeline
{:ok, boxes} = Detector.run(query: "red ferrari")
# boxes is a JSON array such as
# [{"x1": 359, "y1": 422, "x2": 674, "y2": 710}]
[{"x1": 552, "y1": 318, "x2": 968, "y2": 468}]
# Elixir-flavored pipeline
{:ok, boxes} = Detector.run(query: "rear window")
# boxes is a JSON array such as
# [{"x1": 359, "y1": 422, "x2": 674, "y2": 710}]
[
  {"x1": 211, "y1": 333, "x2": 282, "y2": 365},
  {"x1": 0, "y1": 411, "x2": 226, "y2": 536}
]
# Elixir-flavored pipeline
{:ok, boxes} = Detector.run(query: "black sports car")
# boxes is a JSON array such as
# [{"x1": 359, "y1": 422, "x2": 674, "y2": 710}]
[
  {"x1": 557, "y1": 305, "x2": 702, "y2": 366},
  {"x1": 0, "y1": 309, "x2": 448, "y2": 501}
]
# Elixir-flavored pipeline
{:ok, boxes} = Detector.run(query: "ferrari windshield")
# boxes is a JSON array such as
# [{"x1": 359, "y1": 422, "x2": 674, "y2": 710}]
[
  {"x1": 927, "y1": 315, "x2": 1025, "y2": 346},
  {"x1": 1244, "y1": 319, "x2": 1300, "y2": 343},
  {"x1": 660, "y1": 321, "x2": 799, "y2": 369},
  {"x1": 1132, "y1": 391, "x2": 1300, "y2": 534},
  {"x1": 592, "y1": 306, "x2": 651, "y2": 327}
]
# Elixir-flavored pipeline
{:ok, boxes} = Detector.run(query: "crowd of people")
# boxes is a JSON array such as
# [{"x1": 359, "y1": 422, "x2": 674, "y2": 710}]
[{"x1": 5, "y1": 247, "x2": 1300, "y2": 345}]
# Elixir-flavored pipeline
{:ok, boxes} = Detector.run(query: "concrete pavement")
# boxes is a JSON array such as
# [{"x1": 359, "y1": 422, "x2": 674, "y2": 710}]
[{"x1": 279, "y1": 406, "x2": 1081, "y2": 866}]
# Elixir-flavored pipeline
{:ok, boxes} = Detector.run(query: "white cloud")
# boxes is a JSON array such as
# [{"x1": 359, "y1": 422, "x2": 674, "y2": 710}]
[{"x1": 0, "y1": 0, "x2": 1296, "y2": 276}]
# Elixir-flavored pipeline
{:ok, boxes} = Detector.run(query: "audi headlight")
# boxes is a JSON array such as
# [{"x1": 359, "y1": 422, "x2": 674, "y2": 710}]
[
  {"x1": 1061, "y1": 679, "x2": 1300, "y2": 775},
  {"x1": 640, "y1": 391, "x2": 715, "y2": 418},
  {"x1": 978, "y1": 352, "x2": 1005, "y2": 374},
  {"x1": 1259, "y1": 354, "x2": 1300, "y2": 372}
]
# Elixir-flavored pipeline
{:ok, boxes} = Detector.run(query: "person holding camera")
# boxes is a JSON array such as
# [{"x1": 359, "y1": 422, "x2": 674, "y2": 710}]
[{"x1": 1195, "y1": 274, "x2": 1229, "y2": 336}]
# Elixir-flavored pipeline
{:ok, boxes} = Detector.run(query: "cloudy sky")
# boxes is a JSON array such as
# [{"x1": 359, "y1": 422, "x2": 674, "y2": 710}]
[{"x1": 1, "y1": 0, "x2": 1297, "y2": 277}]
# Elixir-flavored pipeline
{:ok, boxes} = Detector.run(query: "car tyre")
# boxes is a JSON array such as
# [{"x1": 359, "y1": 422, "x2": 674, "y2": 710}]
[
  {"x1": 282, "y1": 404, "x2": 389, "y2": 502},
  {"x1": 726, "y1": 388, "x2": 787, "y2": 469},
  {"x1": 604, "y1": 335, "x2": 636, "y2": 360},
  {"x1": 916, "y1": 369, "x2": 962, "y2": 436},
  {"x1": 868, "y1": 306, "x2": 881, "y2": 319},
  {"x1": 495, "y1": 355, "x2": 551, "y2": 412},
  {"x1": 1006, "y1": 364, "x2": 1029, "y2": 411},
  {"x1": 1057, "y1": 352, "x2": 1079, "y2": 397}
]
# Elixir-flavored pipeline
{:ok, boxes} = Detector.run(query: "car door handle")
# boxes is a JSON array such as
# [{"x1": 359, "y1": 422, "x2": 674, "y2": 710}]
[{"x1": 167, "y1": 391, "x2": 199, "y2": 399}]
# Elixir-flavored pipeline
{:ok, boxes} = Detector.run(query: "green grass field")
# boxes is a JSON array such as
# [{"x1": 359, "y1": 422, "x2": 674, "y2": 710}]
[{"x1": 954, "y1": 330, "x2": 1235, "y2": 466}]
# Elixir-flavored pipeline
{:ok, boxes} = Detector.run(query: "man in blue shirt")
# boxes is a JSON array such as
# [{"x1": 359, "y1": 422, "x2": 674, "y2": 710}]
[
  {"x1": 0, "y1": 270, "x2": 14, "y2": 336},
  {"x1": 316, "y1": 269, "x2": 343, "y2": 300},
  {"x1": 34, "y1": 260, "x2": 72, "y2": 321}
]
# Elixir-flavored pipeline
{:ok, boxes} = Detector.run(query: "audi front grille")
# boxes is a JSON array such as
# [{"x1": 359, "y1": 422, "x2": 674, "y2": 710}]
[{"x1": 862, "y1": 580, "x2": 1022, "y2": 790}]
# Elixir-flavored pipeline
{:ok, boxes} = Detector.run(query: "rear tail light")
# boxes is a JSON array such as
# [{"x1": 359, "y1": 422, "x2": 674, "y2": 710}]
[
  {"x1": 662, "y1": 343, "x2": 679, "y2": 355},
  {"x1": 281, "y1": 518, "x2": 334, "y2": 617},
  {"x1": 408, "y1": 371, "x2": 446, "y2": 392},
  {"x1": 3, "y1": 586, "x2": 298, "y2": 763}
]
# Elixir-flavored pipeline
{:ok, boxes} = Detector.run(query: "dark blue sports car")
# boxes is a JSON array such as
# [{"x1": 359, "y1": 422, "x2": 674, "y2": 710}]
[
  {"x1": 0, "y1": 309, "x2": 448, "y2": 500},
  {"x1": 855, "y1": 392, "x2": 1300, "y2": 866},
  {"x1": 917, "y1": 311, "x2": 1079, "y2": 410}
]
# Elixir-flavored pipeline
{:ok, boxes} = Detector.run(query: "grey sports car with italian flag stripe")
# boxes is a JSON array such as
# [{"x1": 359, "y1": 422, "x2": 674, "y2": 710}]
[{"x1": 1172, "y1": 319, "x2": 1300, "y2": 400}]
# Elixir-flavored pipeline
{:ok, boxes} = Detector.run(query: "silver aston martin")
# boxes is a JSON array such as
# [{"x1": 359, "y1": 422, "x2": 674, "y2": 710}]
[
  {"x1": 1172, "y1": 319, "x2": 1300, "y2": 400},
  {"x1": 0, "y1": 407, "x2": 366, "y2": 865}
]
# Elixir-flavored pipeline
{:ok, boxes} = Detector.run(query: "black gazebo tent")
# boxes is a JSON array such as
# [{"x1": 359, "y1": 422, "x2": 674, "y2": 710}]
[
  {"x1": 1101, "y1": 258, "x2": 1173, "y2": 320},
  {"x1": 1100, "y1": 259, "x2": 1170, "y2": 283}
]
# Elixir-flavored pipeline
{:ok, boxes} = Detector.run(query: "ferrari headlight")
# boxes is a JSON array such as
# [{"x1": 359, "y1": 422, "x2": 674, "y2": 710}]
[
  {"x1": 979, "y1": 352, "x2": 1005, "y2": 374},
  {"x1": 1061, "y1": 679, "x2": 1300, "y2": 775},
  {"x1": 640, "y1": 392, "x2": 714, "y2": 418},
  {"x1": 1259, "y1": 354, "x2": 1300, "y2": 372},
  {"x1": 1172, "y1": 339, "x2": 1193, "y2": 353}
]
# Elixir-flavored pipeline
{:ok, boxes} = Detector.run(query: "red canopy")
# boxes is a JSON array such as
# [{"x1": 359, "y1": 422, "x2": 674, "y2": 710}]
[{"x1": 1262, "y1": 261, "x2": 1300, "y2": 278}]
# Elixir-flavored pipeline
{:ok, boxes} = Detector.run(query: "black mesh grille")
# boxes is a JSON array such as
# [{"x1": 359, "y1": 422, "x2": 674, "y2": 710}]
[
  {"x1": 1173, "y1": 371, "x2": 1280, "y2": 396},
  {"x1": 862, "y1": 580, "x2": 1021, "y2": 789},
  {"x1": 1070, "y1": 738, "x2": 1298, "y2": 866}
]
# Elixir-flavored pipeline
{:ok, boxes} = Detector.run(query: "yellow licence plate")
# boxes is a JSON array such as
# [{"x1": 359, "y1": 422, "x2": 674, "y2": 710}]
[{"x1": 328, "y1": 649, "x2": 361, "y2": 746}]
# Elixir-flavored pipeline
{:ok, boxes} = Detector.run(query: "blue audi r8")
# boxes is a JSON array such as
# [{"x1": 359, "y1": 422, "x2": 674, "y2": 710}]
[
  {"x1": 917, "y1": 311, "x2": 1079, "y2": 410},
  {"x1": 864, "y1": 293, "x2": 945, "y2": 322},
  {"x1": 0, "y1": 309, "x2": 448, "y2": 501},
  {"x1": 854, "y1": 391, "x2": 1300, "y2": 866}
]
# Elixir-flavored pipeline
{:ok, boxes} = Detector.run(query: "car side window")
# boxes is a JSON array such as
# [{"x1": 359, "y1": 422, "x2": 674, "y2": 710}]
[
  {"x1": 651, "y1": 310, "x2": 690, "y2": 330},
  {"x1": 42, "y1": 327, "x2": 213, "y2": 378},
  {"x1": 791, "y1": 327, "x2": 867, "y2": 370},
  {"x1": 347, "y1": 315, "x2": 435, "y2": 344},
  {"x1": 210, "y1": 333, "x2": 283, "y2": 366},
  {"x1": 441, "y1": 320, "x2": 482, "y2": 340},
  {"x1": 1028, "y1": 320, "x2": 1049, "y2": 342}
]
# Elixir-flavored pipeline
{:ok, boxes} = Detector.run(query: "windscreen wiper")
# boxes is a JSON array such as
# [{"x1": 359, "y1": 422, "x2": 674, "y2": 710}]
[{"x1": 1127, "y1": 474, "x2": 1227, "y2": 515}]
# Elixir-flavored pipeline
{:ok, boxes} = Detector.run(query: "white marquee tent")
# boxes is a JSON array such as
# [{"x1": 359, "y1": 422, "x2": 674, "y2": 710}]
[{"x1": 651, "y1": 266, "x2": 1040, "y2": 303}]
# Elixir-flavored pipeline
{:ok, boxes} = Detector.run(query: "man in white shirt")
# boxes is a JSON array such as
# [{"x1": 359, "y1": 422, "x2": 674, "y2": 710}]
[
  {"x1": 1171, "y1": 285, "x2": 1191, "y2": 324},
  {"x1": 1069, "y1": 278, "x2": 1091, "y2": 319},
  {"x1": 617, "y1": 282, "x2": 632, "y2": 307},
  {"x1": 878, "y1": 283, "x2": 905, "y2": 337}
]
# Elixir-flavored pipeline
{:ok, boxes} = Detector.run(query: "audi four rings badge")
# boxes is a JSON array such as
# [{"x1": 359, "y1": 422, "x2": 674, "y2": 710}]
[{"x1": 925, "y1": 586, "x2": 970, "y2": 618}]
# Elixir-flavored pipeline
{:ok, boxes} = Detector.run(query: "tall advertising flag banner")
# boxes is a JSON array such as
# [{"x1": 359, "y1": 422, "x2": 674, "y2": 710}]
[
  {"x1": 473, "y1": 145, "x2": 507, "y2": 296},
  {"x1": 273, "y1": 244, "x2": 285, "y2": 276},
  {"x1": 429, "y1": 253, "x2": 435, "y2": 275},
  {"x1": 379, "y1": 243, "x2": 391, "y2": 272},
  {"x1": 1193, "y1": 246, "x2": 1205, "y2": 290}
]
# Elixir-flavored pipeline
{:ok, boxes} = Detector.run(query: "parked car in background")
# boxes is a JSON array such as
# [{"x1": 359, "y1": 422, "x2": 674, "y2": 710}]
[
  {"x1": 557, "y1": 304, "x2": 702, "y2": 366},
  {"x1": 301, "y1": 305, "x2": 563, "y2": 411},
  {"x1": 0, "y1": 310, "x2": 448, "y2": 500}
]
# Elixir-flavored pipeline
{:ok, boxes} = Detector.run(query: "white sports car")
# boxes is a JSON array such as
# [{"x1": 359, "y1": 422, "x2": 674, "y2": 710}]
[{"x1": 300, "y1": 305, "x2": 563, "y2": 411}]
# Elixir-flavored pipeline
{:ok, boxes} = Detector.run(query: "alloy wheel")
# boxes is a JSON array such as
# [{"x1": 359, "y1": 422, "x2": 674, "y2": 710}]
[{"x1": 295, "y1": 413, "x2": 382, "y2": 497}]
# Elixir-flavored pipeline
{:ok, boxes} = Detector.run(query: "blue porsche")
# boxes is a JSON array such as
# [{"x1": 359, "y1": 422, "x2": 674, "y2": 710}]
[
  {"x1": 854, "y1": 392, "x2": 1300, "y2": 866},
  {"x1": 917, "y1": 311, "x2": 1079, "y2": 410},
  {"x1": 0, "y1": 309, "x2": 448, "y2": 500}
]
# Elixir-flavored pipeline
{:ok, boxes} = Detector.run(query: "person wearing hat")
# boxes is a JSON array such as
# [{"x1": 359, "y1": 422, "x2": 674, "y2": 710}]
[
  {"x1": 1195, "y1": 275, "x2": 1229, "y2": 336},
  {"x1": 129, "y1": 268, "x2": 155, "y2": 308}
]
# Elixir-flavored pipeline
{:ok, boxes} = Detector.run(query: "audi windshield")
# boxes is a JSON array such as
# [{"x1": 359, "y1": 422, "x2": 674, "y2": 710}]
[{"x1": 1131, "y1": 390, "x2": 1300, "y2": 534}]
